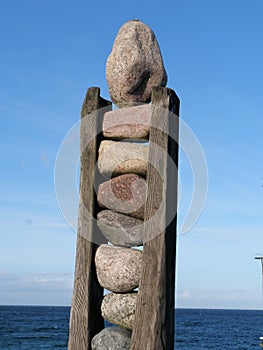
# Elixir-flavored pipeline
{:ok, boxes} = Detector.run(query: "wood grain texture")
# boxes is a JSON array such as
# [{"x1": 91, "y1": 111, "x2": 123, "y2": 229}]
[
  {"x1": 130, "y1": 87, "x2": 180, "y2": 350},
  {"x1": 68, "y1": 87, "x2": 111, "y2": 350}
]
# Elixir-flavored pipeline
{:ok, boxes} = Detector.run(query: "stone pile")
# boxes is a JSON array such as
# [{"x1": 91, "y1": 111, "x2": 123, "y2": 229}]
[
  {"x1": 92, "y1": 105, "x2": 150, "y2": 348},
  {"x1": 91, "y1": 19, "x2": 167, "y2": 349}
]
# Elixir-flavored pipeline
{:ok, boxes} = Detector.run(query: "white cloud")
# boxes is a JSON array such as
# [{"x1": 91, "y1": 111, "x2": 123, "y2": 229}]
[
  {"x1": 176, "y1": 287, "x2": 263, "y2": 310},
  {"x1": 0, "y1": 270, "x2": 73, "y2": 305},
  {"x1": 178, "y1": 289, "x2": 191, "y2": 299}
]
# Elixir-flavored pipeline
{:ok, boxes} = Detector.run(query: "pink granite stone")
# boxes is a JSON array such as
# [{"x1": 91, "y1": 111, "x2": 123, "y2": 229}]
[
  {"x1": 106, "y1": 20, "x2": 167, "y2": 106},
  {"x1": 97, "y1": 174, "x2": 147, "y2": 219},
  {"x1": 102, "y1": 105, "x2": 151, "y2": 140},
  {"x1": 98, "y1": 140, "x2": 149, "y2": 177},
  {"x1": 95, "y1": 244, "x2": 142, "y2": 293}
]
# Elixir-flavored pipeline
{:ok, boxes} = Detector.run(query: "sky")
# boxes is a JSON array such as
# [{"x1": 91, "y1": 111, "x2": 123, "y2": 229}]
[{"x1": 0, "y1": 0, "x2": 263, "y2": 309}]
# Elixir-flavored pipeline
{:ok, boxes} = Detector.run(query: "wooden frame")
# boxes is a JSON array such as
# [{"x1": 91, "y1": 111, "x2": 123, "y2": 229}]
[{"x1": 68, "y1": 86, "x2": 179, "y2": 349}]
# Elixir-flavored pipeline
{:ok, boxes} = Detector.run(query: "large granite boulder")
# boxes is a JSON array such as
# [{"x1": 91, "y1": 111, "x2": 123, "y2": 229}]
[
  {"x1": 91, "y1": 326, "x2": 131, "y2": 350},
  {"x1": 98, "y1": 140, "x2": 149, "y2": 177},
  {"x1": 106, "y1": 20, "x2": 167, "y2": 106},
  {"x1": 95, "y1": 244, "x2": 142, "y2": 292},
  {"x1": 97, "y1": 210, "x2": 143, "y2": 247},
  {"x1": 97, "y1": 174, "x2": 146, "y2": 219},
  {"x1": 101, "y1": 293, "x2": 137, "y2": 330}
]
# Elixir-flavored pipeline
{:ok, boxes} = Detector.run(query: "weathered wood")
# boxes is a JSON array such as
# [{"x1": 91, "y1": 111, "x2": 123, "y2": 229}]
[
  {"x1": 68, "y1": 87, "x2": 111, "y2": 350},
  {"x1": 130, "y1": 87, "x2": 180, "y2": 350}
]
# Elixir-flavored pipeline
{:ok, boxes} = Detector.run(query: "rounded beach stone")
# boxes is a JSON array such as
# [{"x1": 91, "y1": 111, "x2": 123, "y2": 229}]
[
  {"x1": 97, "y1": 210, "x2": 143, "y2": 247},
  {"x1": 98, "y1": 140, "x2": 149, "y2": 177},
  {"x1": 106, "y1": 20, "x2": 167, "y2": 106},
  {"x1": 91, "y1": 326, "x2": 131, "y2": 350},
  {"x1": 101, "y1": 293, "x2": 137, "y2": 330},
  {"x1": 97, "y1": 174, "x2": 146, "y2": 219},
  {"x1": 95, "y1": 244, "x2": 142, "y2": 292},
  {"x1": 102, "y1": 104, "x2": 151, "y2": 140}
]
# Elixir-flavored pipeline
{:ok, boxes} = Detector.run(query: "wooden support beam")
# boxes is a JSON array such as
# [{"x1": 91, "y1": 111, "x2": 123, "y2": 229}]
[
  {"x1": 68, "y1": 87, "x2": 112, "y2": 350},
  {"x1": 130, "y1": 87, "x2": 180, "y2": 350}
]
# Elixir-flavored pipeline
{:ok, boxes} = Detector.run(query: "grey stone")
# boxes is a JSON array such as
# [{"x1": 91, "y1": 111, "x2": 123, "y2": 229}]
[
  {"x1": 106, "y1": 20, "x2": 167, "y2": 106},
  {"x1": 98, "y1": 140, "x2": 149, "y2": 177},
  {"x1": 97, "y1": 210, "x2": 143, "y2": 247},
  {"x1": 95, "y1": 244, "x2": 142, "y2": 293},
  {"x1": 97, "y1": 174, "x2": 146, "y2": 219},
  {"x1": 103, "y1": 104, "x2": 151, "y2": 140},
  {"x1": 101, "y1": 293, "x2": 137, "y2": 330},
  {"x1": 91, "y1": 326, "x2": 131, "y2": 350}
]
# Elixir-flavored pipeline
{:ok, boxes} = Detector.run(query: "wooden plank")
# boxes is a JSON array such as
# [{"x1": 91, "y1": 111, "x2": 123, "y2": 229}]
[
  {"x1": 68, "y1": 87, "x2": 112, "y2": 350},
  {"x1": 130, "y1": 87, "x2": 180, "y2": 350}
]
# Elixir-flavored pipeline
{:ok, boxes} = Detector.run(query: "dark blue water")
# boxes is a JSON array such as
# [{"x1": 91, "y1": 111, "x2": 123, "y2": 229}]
[
  {"x1": 0, "y1": 306, "x2": 262, "y2": 349},
  {"x1": 0, "y1": 306, "x2": 70, "y2": 349},
  {"x1": 175, "y1": 308, "x2": 263, "y2": 349}
]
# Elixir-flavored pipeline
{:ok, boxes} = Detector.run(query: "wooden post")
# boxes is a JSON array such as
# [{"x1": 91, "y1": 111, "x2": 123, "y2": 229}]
[
  {"x1": 130, "y1": 87, "x2": 180, "y2": 350},
  {"x1": 255, "y1": 257, "x2": 263, "y2": 296},
  {"x1": 68, "y1": 87, "x2": 112, "y2": 350}
]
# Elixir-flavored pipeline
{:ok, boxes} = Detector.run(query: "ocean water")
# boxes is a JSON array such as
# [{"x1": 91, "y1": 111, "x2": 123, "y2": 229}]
[
  {"x1": 0, "y1": 306, "x2": 262, "y2": 349},
  {"x1": 0, "y1": 306, "x2": 70, "y2": 349},
  {"x1": 175, "y1": 308, "x2": 263, "y2": 349}
]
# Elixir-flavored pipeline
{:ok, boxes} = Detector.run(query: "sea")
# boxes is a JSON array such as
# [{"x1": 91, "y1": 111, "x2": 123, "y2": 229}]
[{"x1": 0, "y1": 306, "x2": 262, "y2": 349}]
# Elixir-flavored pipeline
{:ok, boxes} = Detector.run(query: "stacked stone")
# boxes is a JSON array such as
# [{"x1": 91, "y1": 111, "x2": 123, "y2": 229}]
[
  {"x1": 91, "y1": 19, "x2": 167, "y2": 350},
  {"x1": 92, "y1": 107, "x2": 149, "y2": 350}
]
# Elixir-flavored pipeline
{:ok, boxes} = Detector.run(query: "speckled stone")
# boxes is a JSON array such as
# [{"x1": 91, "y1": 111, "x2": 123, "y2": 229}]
[
  {"x1": 97, "y1": 174, "x2": 146, "y2": 219},
  {"x1": 91, "y1": 326, "x2": 131, "y2": 350},
  {"x1": 97, "y1": 210, "x2": 143, "y2": 247},
  {"x1": 102, "y1": 104, "x2": 151, "y2": 140},
  {"x1": 95, "y1": 245, "x2": 142, "y2": 292},
  {"x1": 101, "y1": 293, "x2": 137, "y2": 330},
  {"x1": 98, "y1": 140, "x2": 149, "y2": 177},
  {"x1": 106, "y1": 20, "x2": 167, "y2": 106}
]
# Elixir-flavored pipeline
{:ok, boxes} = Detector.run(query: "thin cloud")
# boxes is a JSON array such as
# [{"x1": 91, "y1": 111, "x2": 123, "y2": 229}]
[
  {"x1": 0, "y1": 270, "x2": 73, "y2": 305},
  {"x1": 0, "y1": 93, "x2": 72, "y2": 136},
  {"x1": 178, "y1": 289, "x2": 191, "y2": 299},
  {"x1": 0, "y1": 270, "x2": 73, "y2": 292},
  {"x1": 40, "y1": 151, "x2": 50, "y2": 168}
]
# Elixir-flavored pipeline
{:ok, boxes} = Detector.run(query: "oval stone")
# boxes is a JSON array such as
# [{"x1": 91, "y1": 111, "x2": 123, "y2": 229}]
[
  {"x1": 97, "y1": 174, "x2": 147, "y2": 219},
  {"x1": 97, "y1": 210, "x2": 143, "y2": 247},
  {"x1": 106, "y1": 20, "x2": 167, "y2": 106},
  {"x1": 95, "y1": 245, "x2": 142, "y2": 293},
  {"x1": 102, "y1": 104, "x2": 151, "y2": 140},
  {"x1": 98, "y1": 140, "x2": 149, "y2": 177},
  {"x1": 91, "y1": 326, "x2": 131, "y2": 350},
  {"x1": 101, "y1": 293, "x2": 137, "y2": 330}
]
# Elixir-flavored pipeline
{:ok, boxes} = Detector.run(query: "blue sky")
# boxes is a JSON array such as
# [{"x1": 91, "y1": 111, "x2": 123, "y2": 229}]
[{"x1": 0, "y1": 0, "x2": 263, "y2": 309}]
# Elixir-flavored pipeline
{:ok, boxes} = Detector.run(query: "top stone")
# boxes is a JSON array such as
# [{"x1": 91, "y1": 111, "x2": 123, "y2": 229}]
[{"x1": 106, "y1": 20, "x2": 167, "y2": 107}]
